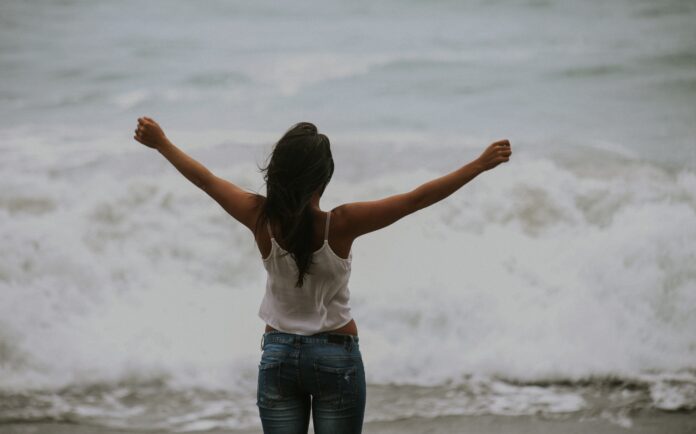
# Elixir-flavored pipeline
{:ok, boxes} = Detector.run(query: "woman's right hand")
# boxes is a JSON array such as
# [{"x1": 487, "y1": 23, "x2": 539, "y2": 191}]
[
  {"x1": 134, "y1": 117, "x2": 170, "y2": 150},
  {"x1": 476, "y1": 139, "x2": 512, "y2": 171}
]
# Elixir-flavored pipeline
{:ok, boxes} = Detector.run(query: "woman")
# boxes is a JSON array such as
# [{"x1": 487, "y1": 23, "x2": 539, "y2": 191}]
[{"x1": 133, "y1": 117, "x2": 511, "y2": 433}]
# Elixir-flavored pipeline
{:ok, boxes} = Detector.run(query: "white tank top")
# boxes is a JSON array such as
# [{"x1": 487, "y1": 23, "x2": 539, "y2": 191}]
[{"x1": 258, "y1": 210, "x2": 353, "y2": 335}]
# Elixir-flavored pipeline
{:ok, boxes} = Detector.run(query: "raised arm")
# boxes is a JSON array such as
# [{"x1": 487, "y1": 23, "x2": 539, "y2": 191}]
[
  {"x1": 336, "y1": 139, "x2": 511, "y2": 239},
  {"x1": 133, "y1": 117, "x2": 260, "y2": 231}
]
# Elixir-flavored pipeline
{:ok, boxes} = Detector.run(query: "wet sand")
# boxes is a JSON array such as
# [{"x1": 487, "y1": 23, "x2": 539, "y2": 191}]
[{"x1": 2, "y1": 411, "x2": 695, "y2": 434}]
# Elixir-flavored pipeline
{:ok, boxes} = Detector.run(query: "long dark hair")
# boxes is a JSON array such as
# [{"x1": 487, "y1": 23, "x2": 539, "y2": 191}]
[{"x1": 254, "y1": 122, "x2": 334, "y2": 287}]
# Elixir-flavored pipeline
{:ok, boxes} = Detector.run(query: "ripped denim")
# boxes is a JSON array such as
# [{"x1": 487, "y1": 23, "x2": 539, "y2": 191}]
[{"x1": 256, "y1": 331, "x2": 366, "y2": 434}]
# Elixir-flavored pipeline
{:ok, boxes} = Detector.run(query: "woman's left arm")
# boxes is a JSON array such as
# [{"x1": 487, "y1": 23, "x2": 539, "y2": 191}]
[{"x1": 134, "y1": 116, "x2": 261, "y2": 231}]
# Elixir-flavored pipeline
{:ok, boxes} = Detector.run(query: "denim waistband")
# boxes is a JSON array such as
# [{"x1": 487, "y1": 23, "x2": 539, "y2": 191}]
[{"x1": 260, "y1": 331, "x2": 359, "y2": 350}]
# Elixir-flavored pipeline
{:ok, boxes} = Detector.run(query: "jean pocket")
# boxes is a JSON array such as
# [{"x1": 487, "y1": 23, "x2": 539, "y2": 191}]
[
  {"x1": 313, "y1": 358, "x2": 358, "y2": 410},
  {"x1": 257, "y1": 360, "x2": 283, "y2": 409}
]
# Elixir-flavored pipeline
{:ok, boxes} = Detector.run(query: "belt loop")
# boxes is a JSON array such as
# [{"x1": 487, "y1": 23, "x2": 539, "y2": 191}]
[
  {"x1": 345, "y1": 336, "x2": 353, "y2": 352},
  {"x1": 260, "y1": 334, "x2": 264, "y2": 351}
]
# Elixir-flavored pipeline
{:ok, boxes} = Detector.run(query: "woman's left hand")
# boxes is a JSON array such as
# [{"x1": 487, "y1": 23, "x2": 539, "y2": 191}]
[{"x1": 134, "y1": 117, "x2": 169, "y2": 149}]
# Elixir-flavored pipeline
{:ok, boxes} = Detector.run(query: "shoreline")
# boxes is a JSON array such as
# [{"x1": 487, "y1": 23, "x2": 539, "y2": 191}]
[{"x1": 2, "y1": 411, "x2": 695, "y2": 434}]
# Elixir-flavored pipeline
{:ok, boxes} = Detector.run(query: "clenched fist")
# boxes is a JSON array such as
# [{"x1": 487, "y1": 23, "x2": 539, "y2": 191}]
[
  {"x1": 133, "y1": 117, "x2": 169, "y2": 149},
  {"x1": 476, "y1": 139, "x2": 512, "y2": 171}
]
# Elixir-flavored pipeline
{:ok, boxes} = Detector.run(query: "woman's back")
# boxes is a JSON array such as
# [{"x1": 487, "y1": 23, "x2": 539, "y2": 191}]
[
  {"x1": 258, "y1": 210, "x2": 354, "y2": 335},
  {"x1": 257, "y1": 209, "x2": 352, "y2": 261}
]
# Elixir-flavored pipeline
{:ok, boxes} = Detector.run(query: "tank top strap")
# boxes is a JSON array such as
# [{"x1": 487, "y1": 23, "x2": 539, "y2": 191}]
[{"x1": 324, "y1": 211, "x2": 331, "y2": 242}]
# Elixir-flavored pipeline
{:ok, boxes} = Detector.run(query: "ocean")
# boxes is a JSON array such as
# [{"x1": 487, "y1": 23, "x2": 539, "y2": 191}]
[{"x1": 1, "y1": 0, "x2": 695, "y2": 431}]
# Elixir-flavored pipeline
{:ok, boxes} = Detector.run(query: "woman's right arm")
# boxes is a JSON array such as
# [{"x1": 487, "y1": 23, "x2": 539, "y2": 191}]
[{"x1": 336, "y1": 139, "x2": 511, "y2": 239}]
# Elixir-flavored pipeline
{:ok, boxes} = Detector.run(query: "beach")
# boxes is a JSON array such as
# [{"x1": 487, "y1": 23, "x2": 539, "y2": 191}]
[
  {"x1": 1, "y1": 0, "x2": 695, "y2": 431},
  {"x1": 2, "y1": 412, "x2": 696, "y2": 434}
]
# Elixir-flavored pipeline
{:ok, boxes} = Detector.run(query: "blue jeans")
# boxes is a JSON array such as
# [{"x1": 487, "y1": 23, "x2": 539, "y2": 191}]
[{"x1": 256, "y1": 331, "x2": 366, "y2": 434}]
